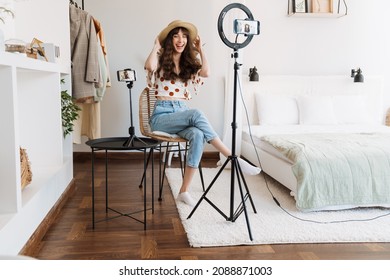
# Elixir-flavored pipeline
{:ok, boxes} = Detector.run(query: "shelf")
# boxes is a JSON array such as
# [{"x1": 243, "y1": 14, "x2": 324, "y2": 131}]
[
  {"x1": 0, "y1": 51, "x2": 60, "y2": 72},
  {"x1": 287, "y1": 0, "x2": 348, "y2": 18},
  {"x1": 288, "y1": 12, "x2": 346, "y2": 18}
]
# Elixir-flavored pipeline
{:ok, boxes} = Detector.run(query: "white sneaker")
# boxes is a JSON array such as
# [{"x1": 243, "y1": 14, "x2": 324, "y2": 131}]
[
  {"x1": 238, "y1": 158, "x2": 261, "y2": 175},
  {"x1": 177, "y1": 192, "x2": 196, "y2": 207}
]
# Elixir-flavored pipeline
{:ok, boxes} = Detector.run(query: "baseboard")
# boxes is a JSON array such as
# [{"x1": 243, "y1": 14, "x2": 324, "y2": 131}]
[{"x1": 19, "y1": 179, "x2": 77, "y2": 257}]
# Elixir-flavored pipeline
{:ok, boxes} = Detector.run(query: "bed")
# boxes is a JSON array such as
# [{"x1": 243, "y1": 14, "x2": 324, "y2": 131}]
[{"x1": 240, "y1": 75, "x2": 390, "y2": 211}]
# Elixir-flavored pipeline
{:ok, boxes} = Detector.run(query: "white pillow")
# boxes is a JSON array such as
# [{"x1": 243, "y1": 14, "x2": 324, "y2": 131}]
[
  {"x1": 332, "y1": 95, "x2": 374, "y2": 124},
  {"x1": 255, "y1": 94, "x2": 299, "y2": 125},
  {"x1": 297, "y1": 95, "x2": 337, "y2": 125}
]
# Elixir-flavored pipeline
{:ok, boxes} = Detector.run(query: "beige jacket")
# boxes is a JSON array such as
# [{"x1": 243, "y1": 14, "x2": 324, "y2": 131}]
[{"x1": 69, "y1": 5, "x2": 101, "y2": 102}]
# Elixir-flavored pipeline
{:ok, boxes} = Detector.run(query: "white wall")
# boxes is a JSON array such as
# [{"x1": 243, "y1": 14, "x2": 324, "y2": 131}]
[
  {"x1": 14, "y1": 0, "x2": 71, "y2": 73},
  {"x1": 245, "y1": 1, "x2": 389, "y2": 78},
  {"x1": 73, "y1": 0, "x2": 390, "y2": 151}
]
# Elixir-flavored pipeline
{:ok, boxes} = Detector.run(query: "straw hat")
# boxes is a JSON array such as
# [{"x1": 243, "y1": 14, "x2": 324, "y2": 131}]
[{"x1": 158, "y1": 20, "x2": 198, "y2": 44}]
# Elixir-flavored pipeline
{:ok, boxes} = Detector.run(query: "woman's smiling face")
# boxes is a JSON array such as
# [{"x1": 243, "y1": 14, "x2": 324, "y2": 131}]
[{"x1": 172, "y1": 29, "x2": 188, "y2": 54}]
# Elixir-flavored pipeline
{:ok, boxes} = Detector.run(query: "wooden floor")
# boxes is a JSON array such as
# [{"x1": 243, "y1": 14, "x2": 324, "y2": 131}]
[{"x1": 29, "y1": 152, "x2": 390, "y2": 260}]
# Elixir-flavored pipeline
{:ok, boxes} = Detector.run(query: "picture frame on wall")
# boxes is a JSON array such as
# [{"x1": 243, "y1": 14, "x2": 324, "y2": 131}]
[
  {"x1": 312, "y1": 0, "x2": 333, "y2": 13},
  {"x1": 292, "y1": 0, "x2": 308, "y2": 13}
]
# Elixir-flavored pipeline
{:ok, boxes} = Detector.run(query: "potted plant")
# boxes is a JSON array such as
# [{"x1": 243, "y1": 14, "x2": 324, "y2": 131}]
[
  {"x1": 0, "y1": 6, "x2": 14, "y2": 24},
  {"x1": 61, "y1": 79, "x2": 80, "y2": 138}
]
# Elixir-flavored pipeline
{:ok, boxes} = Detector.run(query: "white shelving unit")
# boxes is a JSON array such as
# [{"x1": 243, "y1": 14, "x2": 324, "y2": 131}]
[{"x1": 0, "y1": 0, "x2": 72, "y2": 255}]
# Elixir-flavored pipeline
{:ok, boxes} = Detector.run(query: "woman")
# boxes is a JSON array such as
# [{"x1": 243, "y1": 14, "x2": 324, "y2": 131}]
[{"x1": 144, "y1": 20, "x2": 260, "y2": 207}]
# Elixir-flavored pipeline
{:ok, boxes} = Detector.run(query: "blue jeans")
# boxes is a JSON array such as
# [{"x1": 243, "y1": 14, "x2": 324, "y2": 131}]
[{"x1": 150, "y1": 100, "x2": 218, "y2": 168}]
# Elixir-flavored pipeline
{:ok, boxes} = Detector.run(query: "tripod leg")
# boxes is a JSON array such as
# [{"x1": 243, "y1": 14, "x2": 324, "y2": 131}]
[
  {"x1": 236, "y1": 159, "x2": 257, "y2": 213},
  {"x1": 187, "y1": 158, "x2": 231, "y2": 220},
  {"x1": 198, "y1": 161, "x2": 205, "y2": 192},
  {"x1": 123, "y1": 134, "x2": 134, "y2": 147},
  {"x1": 232, "y1": 158, "x2": 254, "y2": 241}
]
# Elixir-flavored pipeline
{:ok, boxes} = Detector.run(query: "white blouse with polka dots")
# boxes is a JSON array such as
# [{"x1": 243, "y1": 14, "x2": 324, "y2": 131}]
[{"x1": 147, "y1": 71, "x2": 204, "y2": 100}]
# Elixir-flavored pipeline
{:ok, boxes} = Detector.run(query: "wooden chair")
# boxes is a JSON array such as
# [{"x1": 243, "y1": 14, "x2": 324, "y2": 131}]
[{"x1": 139, "y1": 87, "x2": 204, "y2": 200}]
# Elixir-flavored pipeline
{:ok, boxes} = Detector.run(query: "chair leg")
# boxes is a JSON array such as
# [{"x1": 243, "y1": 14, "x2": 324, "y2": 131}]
[
  {"x1": 161, "y1": 142, "x2": 169, "y2": 165},
  {"x1": 158, "y1": 143, "x2": 163, "y2": 200},
  {"x1": 178, "y1": 142, "x2": 185, "y2": 178},
  {"x1": 168, "y1": 150, "x2": 173, "y2": 166},
  {"x1": 159, "y1": 142, "x2": 172, "y2": 201}
]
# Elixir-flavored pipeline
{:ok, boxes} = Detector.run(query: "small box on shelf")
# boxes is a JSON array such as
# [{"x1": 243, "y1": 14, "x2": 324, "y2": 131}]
[
  {"x1": 41, "y1": 43, "x2": 60, "y2": 63},
  {"x1": 311, "y1": 0, "x2": 333, "y2": 13}
]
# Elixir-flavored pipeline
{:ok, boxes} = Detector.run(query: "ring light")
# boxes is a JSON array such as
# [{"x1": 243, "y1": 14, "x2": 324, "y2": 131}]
[{"x1": 217, "y1": 3, "x2": 256, "y2": 50}]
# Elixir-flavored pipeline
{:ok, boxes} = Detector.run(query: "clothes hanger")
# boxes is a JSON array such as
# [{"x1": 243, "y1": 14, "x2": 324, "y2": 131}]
[{"x1": 69, "y1": 0, "x2": 80, "y2": 9}]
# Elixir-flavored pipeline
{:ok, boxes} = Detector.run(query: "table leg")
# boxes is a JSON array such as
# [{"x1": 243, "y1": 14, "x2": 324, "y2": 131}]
[
  {"x1": 105, "y1": 149, "x2": 108, "y2": 213},
  {"x1": 152, "y1": 147, "x2": 154, "y2": 214},
  {"x1": 88, "y1": 140, "x2": 158, "y2": 230},
  {"x1": 91, "y1": 148, "x2": 95, "y2": 229},
  {"x1": 143, "y1": 147, "x2": 147, "y2": 230}
]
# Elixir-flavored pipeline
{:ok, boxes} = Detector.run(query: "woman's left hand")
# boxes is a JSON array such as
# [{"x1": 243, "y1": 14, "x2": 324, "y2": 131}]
[{"x1": 193, "y1": 36, "x2": 202, "y2": 52}]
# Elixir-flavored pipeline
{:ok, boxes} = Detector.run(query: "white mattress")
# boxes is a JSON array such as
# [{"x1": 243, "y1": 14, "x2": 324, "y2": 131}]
[
  {"x1": 243, "y1": 123, "x2": 390, "y2": 141},
  {"x1": 243, "y1": 124, "x2": 390, "y2": 161},
  {"x1": 241, "y1": 124, "x2": 390, "y2": 210},
  {"x1": 242, "y1": 124, "x2": 390, "y2": 164}
]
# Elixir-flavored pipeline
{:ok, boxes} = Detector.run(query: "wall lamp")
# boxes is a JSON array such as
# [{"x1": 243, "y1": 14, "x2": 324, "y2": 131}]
[
  {"x1": 351, "y1": 68, "x2": 364, "y2": 83},
  {"x1": 249, "y1": 66, "x2": 259, "y2": 82}
]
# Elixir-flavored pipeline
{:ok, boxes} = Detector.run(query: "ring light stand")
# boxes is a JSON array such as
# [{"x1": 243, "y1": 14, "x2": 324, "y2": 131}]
[{"x1": 188, "y1": 3, "x2": 258, "y2": 241}]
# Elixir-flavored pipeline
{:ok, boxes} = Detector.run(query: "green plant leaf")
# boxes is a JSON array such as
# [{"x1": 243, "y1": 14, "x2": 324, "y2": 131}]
[{"x1": 60, "y1": 79, "x2": 80, "y2": 138}]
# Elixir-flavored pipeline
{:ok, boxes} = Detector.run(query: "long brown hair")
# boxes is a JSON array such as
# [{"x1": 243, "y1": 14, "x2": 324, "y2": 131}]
[{"x1": 157, "y1": 27, "x2": 201, "y2": 82}]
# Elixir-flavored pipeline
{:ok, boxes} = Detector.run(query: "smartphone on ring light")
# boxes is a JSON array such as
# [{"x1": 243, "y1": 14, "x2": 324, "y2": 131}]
[{"x1": 233, "y1": 19, "x2": 260, "y2": 36}]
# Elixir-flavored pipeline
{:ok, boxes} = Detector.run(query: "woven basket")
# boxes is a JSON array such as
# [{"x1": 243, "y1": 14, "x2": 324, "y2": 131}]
[{"x1": 20, "y1": 147, "x2": 32, "y2": 189}]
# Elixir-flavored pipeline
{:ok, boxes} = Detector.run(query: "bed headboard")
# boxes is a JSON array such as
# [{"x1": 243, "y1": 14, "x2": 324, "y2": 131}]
[{"x1": 242, "y1": 75, "x2": 384, "y2": 125}]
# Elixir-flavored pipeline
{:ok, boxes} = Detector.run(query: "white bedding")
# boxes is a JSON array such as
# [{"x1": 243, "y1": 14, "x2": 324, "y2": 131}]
[{"x1": 241, "y1": 124, "x2": 390, "y2": 211}]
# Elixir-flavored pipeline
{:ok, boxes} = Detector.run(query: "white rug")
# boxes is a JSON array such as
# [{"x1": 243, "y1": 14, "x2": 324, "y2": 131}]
[{"x1": 165, "y1": 168, "x2": 390, "y2": 247}]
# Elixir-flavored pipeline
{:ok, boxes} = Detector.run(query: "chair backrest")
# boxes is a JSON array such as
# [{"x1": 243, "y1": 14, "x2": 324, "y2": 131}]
[
  {"x1": 138, "y1": 87, "x2": 187, "y2": 142},
  {"x1": 139, "y1": 87, "x2": 156, "y2": 137}
]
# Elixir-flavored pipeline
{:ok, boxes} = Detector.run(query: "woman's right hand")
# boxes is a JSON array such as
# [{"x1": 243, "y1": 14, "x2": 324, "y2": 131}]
[{"x1": 145, "y1": 36, "x2": 162, "y2": 72}]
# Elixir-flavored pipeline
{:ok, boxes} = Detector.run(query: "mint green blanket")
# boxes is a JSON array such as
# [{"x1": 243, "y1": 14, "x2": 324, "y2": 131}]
[{"x1": 261, "y1": 133, "x2": 390, "y2": 211}]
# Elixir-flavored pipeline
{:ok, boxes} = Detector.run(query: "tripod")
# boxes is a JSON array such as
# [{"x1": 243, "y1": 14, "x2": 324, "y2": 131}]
[
  {"x1": 187, "y1": 49, "x2": 257, "y2": 241},
  {"x1": 123, "y1": 81, "x2": 146, "y2": 147}
]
